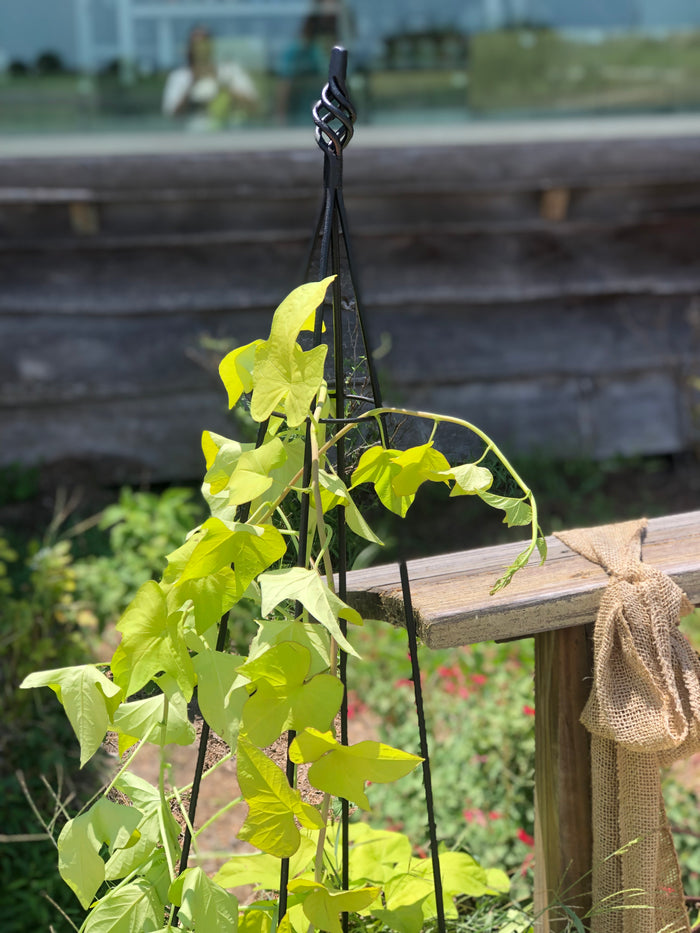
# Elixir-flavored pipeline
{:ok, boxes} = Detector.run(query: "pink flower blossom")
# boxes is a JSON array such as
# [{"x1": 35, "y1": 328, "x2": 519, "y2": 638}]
[
  {"x1": 517, "y1": 828, "x2": 535, "y2": 847},
  {"x1": 523, "y1": 705, "x2": 536, "y2": 717}
]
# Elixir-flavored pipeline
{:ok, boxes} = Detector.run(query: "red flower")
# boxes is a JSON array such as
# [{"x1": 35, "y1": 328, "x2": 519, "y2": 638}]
[
  {"x1": 523, "y1": 705, "x2": 536, "y2": 717},
  {"x1": 488, "y1": 811, "x2": 503, "y2": 821},
  {"x1": 394, "y1": 678, "x2": 413, "y2": 689},
  {"x1": 463, "y1": 808, "x2": 487, "y2": 827},
  {"x1": 517, "y1": 828, "x2": 535, "y2": 847},
  {"x1": 471, "y1": 673, "x2": 487, "y2": 687}
]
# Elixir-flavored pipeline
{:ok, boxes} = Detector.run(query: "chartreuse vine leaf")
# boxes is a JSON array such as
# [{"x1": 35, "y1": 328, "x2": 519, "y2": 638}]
[
  {"x1": 479, "y1": 491, "x2": 532, "y2": 527},
  {"x1": 259, "y1": 567, "x2": 361, "y2": 658},
  {"x1": 57, "y1": 797, "x2": 142, "y2": 908},
  {"x1": 287, "y1": 880, "x2": 381, "y2": 933},
  {"x1": 192, "y1": 650, "x2": 248, "y2": 745},
  {"x1": 104, "y1": 803, "x2": 179, "y2": 882},
  {"x1": 489, "y1": 545, "x2": 535, "y2": 595},
  {"x1": 390, "y1": 443, "x2": 451, "y2": 496},
  {"x1": 238, "y1": 904, "x2": 276, "y2": 933},
  {"x1": 338, "y1": 823, "x2": 412, "y2": 884},
  {"x1": 351, "y1": 443, "x2": 449, "y2": 517},
  {"x1": 289, "y1": 728, "x2": 422, "y2": 810},
  {"x1": 218, "y1": 437, "x2": 287, "y2": 507},
  {"x1": 252, "y1": 341, "x2": 327, "y2": 427},
  {"x1": 112, "y1": 674, "x2": 195, "y2": 755},
  {"x1": 239, "y1": 641, "x2": 343, "y2": 747},
  {"x1": 20, "y1": 665, "x2": 122, "y2": 767},
  {"x1": 316, "y1": 470, "x2": 383, "y2": 545},
  {"x1": 250, "y1": 278, "x2": 334, "y2": 426},
  {"x1": 412, "y1": 849, "x2": 510, "y2": 920},
  {"x1": 442, "y1": 462, "x2": 494, "y2": 496},
  {"x1": 112, "y1": 580, "x2": 194, "y2": 700},
  {"x1": 177, "y1": 518, "x2": 286, "y2": 592},
  {"x1": 371, "y1": 873, "x2": 432, "y2": 933},
  {"x1": 350, "y1": 446, "x2": 406, "y2": 516},
  {"x1": 169, "y1": 866, "x2": 239, "y2": 932},
  {"x1": 213, "y1": 833, "x2": 316, "y2": 891},
  {"x1": 219, "y1": 339, "x2": 264, "y2": 409},
  {"x1": 236, "y1": 736, "x2": 323, "y2": 857},
  {"x1": 177, "y1": 568, "x2": 242, "y2": 635},
  {"x1": 201, "y1": 429, "x2": 229, "y2": 470},
  {"x1": 82, "y1": 878, "x2": 164, "y2": 933},
  {"x1": 249, "y1": 619, "x2": 331, "y2": 677}
]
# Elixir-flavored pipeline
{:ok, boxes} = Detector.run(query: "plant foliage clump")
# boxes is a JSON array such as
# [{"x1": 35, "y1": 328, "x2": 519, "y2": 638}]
[{"x1": 21, "y1": 279, "x2": 545, "y2": 933}]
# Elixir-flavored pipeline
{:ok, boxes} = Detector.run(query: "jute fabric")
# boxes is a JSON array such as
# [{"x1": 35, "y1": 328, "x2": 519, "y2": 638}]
[{"x1": 555, "y1": 519, "x2": 699, "y2": 933}]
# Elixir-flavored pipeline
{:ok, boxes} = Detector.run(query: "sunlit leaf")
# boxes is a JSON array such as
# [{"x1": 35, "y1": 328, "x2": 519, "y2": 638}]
[
  {"x1": 112, "y1": 687, "x2": 195, "y2": 750},
  {"x1": 371, "y1": 873, "x2": 432, "y2": 933},
  {"x1": 192, "y1": 650, "x2": 247, "y2": 746},
  {"x1": 239, "y1": 641, "x2": 343, "y2": 747},
  {"x1": 317, "y1": 471, "x2": 383, "y2": 545},
  {"x1": 214, "y1": 834, "x2": 316, "y2": 891},
  {"x1": 223, "y1": 438, "x2": 287, "y2": 507},
  {"x1": 288, "y1": 880, "x2": 381, "y2": 933},
  {"x1": 20, "y1": 665, "x2": 122, "y2": 767},
  {"x1": 442, "y1": 463, "x2": 493, "y2": 496},
  {"x1": 389, "y1": 444, "x2": 451, "y2": 497},
  {"x1": 350, "y1": 447, "x2": 409, "y2": 516},
  {"x1": 236, "y1": 736, "x2": 323, "y2": 857},
  {"x1": 219, "y1": 340, "x2": 264, "y2": 409},
  {"x1": 82, "y1": 878, "x2": 164, "y2": 933},
  {"x1": 57, "y1": 798, "x2": 142, "y2": 908},
  {"x1": 177, "y1": 518, "x2": 286, "y2": 592},
  {"x1": 289, "y1": 728, "x2": 422, "y2": 810},
  {"x1": 169, "y1": 866, "x2": 239, "y2": 932},
  {"x1": 201, "y1": 429, "x2": 235, "y2": 471},
  {"x1": 251, "y1": 342, "x2": 327, "y2": 427},
  {"x1": 112, "y1": 580, "x2": 194, "y2": 700},
  {"x1": 177, "y1": 567, "x2": 242, "y2": 634},
  {"x1": 341, "y1": 824, "x2": 412, "y2": 884},
  {"x1": 249, "y1": 619, "x2": 331, "y2": 677},
  {"x1": 478, "y1": 492, "x2": 532, "y2": 527},
  {"x1": 238, "y1": 903, "x2": 276, "y2": 933},
  {"x1": 490, "y1": 545, "x2": 534, "y2": 594},
  {"x1": 250, "y1": 279, "x2": 334, "y2": 426},
  {"x1": 104, "y1": 803, "x2": 179, "y2": 883},
  {"x1": 259, "y1": 567, "x2": 361, "y2": 657}
]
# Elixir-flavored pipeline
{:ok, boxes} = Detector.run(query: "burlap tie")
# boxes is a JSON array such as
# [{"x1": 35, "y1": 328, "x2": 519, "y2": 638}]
[{"x1": 555, "y1": 519, "x2": 700, "y2": 933}]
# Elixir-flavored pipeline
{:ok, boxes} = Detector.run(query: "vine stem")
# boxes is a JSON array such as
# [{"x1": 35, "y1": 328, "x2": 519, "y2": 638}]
[
  {"x1": 259, "y1": 404, "x2": 540, "y2": 573},
  {"x1": 158, "y1": 696, "x2": 177, "y2": 884}
]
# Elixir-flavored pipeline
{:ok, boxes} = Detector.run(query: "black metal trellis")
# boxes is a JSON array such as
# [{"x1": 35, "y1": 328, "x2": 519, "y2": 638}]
[{"x1": 177, "y1": 46, "x2": 446, "y2": 933}]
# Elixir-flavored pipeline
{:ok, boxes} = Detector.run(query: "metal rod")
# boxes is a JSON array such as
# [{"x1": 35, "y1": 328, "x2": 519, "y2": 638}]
[{"x1": 399, "y1": 559, "x2": 446, "y2": 933}]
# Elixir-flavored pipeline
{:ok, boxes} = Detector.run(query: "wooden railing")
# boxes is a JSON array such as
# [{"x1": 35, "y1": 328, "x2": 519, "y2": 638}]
[{"x1": 346, "y1": 509, "x2": 700, "y2": 930}]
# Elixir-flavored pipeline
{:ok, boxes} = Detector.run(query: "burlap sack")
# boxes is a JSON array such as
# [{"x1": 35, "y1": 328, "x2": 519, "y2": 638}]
[{"x1": 555, "y1": 519, "x2": 700, "y2": 933}]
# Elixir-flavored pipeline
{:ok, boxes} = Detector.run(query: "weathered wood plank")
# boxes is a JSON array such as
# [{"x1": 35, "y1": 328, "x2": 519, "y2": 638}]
[
  {"x1": 0, "y1": 390, "x2": 235, "y2": 481},
  {"x1": 345, "y1": 510, "x2": 700, "y2": 647},
  {"x1": 534, "y1": 626, "x2": 594, "y2": 930}
]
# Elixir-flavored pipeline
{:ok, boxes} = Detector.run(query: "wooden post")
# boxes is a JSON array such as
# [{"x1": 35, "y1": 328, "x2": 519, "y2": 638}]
[
  {"x1": 344, "y1": 511, "x2": 700, "y2": 927},
  {"x1": 534, "y1": 624, "x2": 593, "y2": 931}
]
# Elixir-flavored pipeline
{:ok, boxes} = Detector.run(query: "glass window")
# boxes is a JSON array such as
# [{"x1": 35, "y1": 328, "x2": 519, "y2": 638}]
[{"x1": 2, "y1": 1, "x2": 700, "y2": 140}]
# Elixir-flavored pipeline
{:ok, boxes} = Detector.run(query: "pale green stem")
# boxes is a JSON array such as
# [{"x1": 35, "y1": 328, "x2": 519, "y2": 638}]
[
  {"x1": 176, "y1": 751, "x2": 233, "y2": 796},
  {"x1": 169, "y1": 765, "x2": 200, "y2": 863},
  {"x1": 193, "y1": 796, "x2": 244, "y2": 839},
  {"x1": 158, "y1": 696, "x2": 177, "y2": 884}
]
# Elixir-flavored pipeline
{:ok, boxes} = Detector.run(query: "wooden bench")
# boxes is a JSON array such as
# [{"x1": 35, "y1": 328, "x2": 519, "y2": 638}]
[{"x1": 346, "y1": 509, "x2": 700, "y2": 930}]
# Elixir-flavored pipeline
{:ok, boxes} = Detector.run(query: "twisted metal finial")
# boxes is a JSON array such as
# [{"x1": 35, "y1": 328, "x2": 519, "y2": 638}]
[{"x1": 313, "y1": 46, "x2": 356, "y2": 158}]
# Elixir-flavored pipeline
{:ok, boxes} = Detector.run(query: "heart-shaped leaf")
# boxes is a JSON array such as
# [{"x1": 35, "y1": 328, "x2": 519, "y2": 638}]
[
  {"x1": 289, "y1": 728, "x2": 422, "y2": 810},
  {"x1": 237, "y1": 737, "x2": 323, "y2": 857}
]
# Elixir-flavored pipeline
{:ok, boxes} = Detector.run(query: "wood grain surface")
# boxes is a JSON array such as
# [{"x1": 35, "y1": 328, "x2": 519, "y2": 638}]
[{"x1": 345, "y1": 510, "x2": 700, "y2": 647}]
